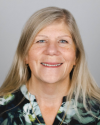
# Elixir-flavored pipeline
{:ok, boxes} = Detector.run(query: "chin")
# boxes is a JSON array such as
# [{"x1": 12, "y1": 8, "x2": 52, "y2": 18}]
[{"x1": 41, "y1": 77, "x2": 61, "y2": 84}]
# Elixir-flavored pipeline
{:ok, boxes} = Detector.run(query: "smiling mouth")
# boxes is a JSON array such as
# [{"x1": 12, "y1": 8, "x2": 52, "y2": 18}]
[{"x1": 41, "y1": 62, "x2": 63, "y2": 67}]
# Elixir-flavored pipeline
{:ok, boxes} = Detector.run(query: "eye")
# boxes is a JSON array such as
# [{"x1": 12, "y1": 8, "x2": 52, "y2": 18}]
[
  {"x1": 36, "y1": 40, "x2": 45, "y2": 43},
  {"x1": 59, "y1": 40, "x2": 68, "y2": 43}
]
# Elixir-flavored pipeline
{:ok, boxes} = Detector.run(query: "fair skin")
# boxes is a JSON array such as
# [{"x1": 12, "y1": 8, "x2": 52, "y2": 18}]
[{"x1": 26, "y1": 21, "x2": 76, "y2": 125}]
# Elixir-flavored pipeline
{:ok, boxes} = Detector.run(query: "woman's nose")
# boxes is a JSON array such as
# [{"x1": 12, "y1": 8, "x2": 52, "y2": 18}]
[{"x1": 44, "y1": 42, "x2": 60, "y2": 56}]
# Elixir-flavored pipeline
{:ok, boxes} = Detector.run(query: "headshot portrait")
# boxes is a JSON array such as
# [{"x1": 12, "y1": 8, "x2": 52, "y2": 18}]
[{"x1": 0, "y1": 0, "x2": 100, "y2": 125}]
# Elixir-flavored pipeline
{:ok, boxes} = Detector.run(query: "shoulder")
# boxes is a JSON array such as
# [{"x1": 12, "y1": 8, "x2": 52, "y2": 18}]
[
  {"x1": 0, "y1": 84, "x2": 31, "y2": 115},
  {"x1": 0, "y1": 93, "x2": 15, "y2": 106},
  {"x1": 89, "y1": 98, "x2": 100, "y2": 112},
  {"x1": 90, "y1": 99, "x2": 100, "y2": 124},
  {"x1": 90, "y1": 99, "x2": 100, "y2": 121},
  {"x1": 0, "y1": 89, "x2": 23, "y2": 105},
  {"x1": 0, "y1": 89, "x2": 25, "y2": 114},
  {"x1": 0, "y1": 89, "x2": 28, "y2": 124},
  {"x1": 71, "y1": 97, "x2": 100, "y2": 124},
  {"x1": 87, "y1": 98, "x2": 100, "y2": 124}
]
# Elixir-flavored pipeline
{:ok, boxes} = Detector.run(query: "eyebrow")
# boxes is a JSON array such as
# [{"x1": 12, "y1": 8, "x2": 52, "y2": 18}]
[{"x1": 36, "y1": 35, "x2": 72, "y2": 39}]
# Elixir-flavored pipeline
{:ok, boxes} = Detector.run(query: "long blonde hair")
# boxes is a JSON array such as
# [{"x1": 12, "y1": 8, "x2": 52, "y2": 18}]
[{"x1": 0, "y1": 7, "x2": 100, "y2": 117}]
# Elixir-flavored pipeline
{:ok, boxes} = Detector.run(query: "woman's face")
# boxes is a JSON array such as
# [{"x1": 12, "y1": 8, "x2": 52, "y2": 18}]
[{"x1": 26, "y1": 21, "x2": 76, "y2": 84}]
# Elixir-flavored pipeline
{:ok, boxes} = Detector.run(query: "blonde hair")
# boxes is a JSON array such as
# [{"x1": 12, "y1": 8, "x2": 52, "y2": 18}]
[{"x1": 0, "y1": 7, "x2": 100, "y2": 118}]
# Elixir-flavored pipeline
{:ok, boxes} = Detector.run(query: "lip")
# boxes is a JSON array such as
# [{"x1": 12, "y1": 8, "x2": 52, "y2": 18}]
[
  {"x1": 41, "y1": 62, "x2": 63, "y2": 68},
  {"x1": 41, "y1": 62, "x2": 63, "y2": 65}
]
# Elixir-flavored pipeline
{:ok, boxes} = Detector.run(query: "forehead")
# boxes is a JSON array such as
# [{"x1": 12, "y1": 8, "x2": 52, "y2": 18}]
[{"x1": 36, "y1": 21, "x2": 71, "y2": 38}]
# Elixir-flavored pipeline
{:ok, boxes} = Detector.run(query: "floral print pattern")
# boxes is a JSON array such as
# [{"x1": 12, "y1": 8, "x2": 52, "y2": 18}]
[
  {"x1": 0, "y1": 93, "x2": 15, "y2": 105},
  {"x1": 0, "y1": 84, "x2": 100, "y2": 125}
]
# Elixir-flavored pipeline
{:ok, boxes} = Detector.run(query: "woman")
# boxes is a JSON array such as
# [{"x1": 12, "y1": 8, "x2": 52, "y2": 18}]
[{"x1": 0, "y1": 7, "x2": 100, "y2": 125}]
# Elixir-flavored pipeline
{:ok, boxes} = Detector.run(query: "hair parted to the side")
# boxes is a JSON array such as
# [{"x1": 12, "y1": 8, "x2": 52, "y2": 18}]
[{"x1": 0, "y1": 6, "x2": 100, "y2": 118}]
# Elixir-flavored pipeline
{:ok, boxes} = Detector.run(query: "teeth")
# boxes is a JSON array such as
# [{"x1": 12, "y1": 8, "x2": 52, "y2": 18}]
[{"x1": 42, "y1": 63, "x2": 62, "y2": 66}]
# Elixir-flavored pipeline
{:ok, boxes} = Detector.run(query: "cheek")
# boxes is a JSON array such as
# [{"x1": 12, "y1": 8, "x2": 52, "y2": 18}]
[
  {"x1": 62, "y1": 47, "x2": 76, "y2": 62},
  {"x1": 28, "y1": 45, "x2": 45, "y2": 58},
  {"x1": 27, "y1": 51, "x2": 38, "y2": 67},
  {"x1": 27, "y1": 52, "x2": 38, "y2": 74},
  {"x1": 28, "y1": 52, "x2": 35, "y2": 61},
  {"x1": 28, "y1": 47, "x2": 41, "y2": 61}
]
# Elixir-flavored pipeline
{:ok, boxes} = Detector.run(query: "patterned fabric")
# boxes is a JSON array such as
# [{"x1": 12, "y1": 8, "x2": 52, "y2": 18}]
[{"x1": 0, "y1": 85, "x2": 100, "y2": 125}]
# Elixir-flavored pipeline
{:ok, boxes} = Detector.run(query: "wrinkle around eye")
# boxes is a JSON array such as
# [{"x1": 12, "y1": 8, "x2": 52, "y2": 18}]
[
  {"x1": 59, "y1": 40, "x2": 68, "y2": 43},
  {"x1": 36, "y1": 40, "x2": 45, "y2": 43}
]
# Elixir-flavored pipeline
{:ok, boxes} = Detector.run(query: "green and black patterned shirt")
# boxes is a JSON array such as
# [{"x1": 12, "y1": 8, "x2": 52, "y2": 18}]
[{"x1": 0, "y1": 85, "x2": 100, "y2": 125}]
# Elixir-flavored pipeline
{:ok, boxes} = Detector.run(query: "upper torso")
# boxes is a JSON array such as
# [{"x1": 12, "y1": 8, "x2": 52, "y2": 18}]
[{"x1": 0, "y1": 84, "x2": 100, "y2": 125}]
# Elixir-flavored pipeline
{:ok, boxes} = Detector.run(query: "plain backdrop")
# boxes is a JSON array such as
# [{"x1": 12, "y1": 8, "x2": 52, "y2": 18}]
[{"x1": 0, "y1": 0, "x2": 100, "y2": 87}]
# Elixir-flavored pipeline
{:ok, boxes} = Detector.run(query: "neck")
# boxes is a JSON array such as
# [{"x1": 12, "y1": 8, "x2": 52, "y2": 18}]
[{"x1": 27, "y1": 76, "x2": 70, "y2": 101}]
